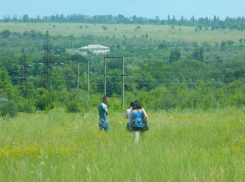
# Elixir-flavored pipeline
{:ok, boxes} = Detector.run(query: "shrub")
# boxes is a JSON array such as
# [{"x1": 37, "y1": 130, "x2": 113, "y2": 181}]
[
  {"x1": 18, "y1": 99, "x2": 36, "y2": 113},
  {"x1": 35, "y1": 89, "x2": 58, "y2": 111},
  {"x1": 2, "y1": 29, "x2": 11, "y2": 38},
  {"x1": 0, "y1": 100, "x2": 18, "y2": 117},
  {"x1": 102, "y1": 25, "x2": 107, "y2": 30},
  {"x1": 66, "y1": 100, "x2": 85, "y2": 113},
  {"x1": 158, "y1": 43, "x2": 167, "y2": 49}
]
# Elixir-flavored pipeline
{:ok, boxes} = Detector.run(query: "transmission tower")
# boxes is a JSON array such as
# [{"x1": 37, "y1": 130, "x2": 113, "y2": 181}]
[
  {"x1": 43, "y1": 31, "x2": 52, "y2": 90},
  {"x1": 19, "y1": 48, "x2": 28, "y2": 98}
]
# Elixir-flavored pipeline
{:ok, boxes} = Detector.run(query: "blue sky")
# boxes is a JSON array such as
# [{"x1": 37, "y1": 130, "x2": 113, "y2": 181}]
[{"x1": 1, "y1": 0, "x2": 244, "y2": 20}]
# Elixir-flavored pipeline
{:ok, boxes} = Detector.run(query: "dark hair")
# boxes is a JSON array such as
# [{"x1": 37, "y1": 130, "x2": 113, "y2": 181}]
[
  {"x1": 133, "y1": 100, "x2": 142, "y2": 110},
  {"x1": 130, "y1": 101, "x2": 134, "y2": 107},
  {"x1": 103, "y1": 96, "x2": 108, "y2": 100}
]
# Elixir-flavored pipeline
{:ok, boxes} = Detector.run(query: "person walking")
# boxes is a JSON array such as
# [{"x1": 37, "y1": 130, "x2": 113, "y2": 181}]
[
  {"x1": 125, "y1": 101, "x2": 134, "y2": 131},
  {"x1": 129, "y1": 100, "x2": 148, "y2": 142},
  {"x1": 98, "y1": 96, "x2": 109, "y2": 132}
]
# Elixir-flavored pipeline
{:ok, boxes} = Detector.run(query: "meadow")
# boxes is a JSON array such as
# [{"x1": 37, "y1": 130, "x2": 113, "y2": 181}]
[
  {"x1": 1, "y1": 107, "x2": 245, "y2": 181},
  {"x1": 1, "y1": 22, "x2": 245, "y2": 43}
]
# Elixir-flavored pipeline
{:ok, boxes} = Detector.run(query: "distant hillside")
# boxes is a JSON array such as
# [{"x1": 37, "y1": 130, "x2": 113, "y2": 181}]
[{"x1": 1, "y1": 23, "x2": 245, "y2": 43}]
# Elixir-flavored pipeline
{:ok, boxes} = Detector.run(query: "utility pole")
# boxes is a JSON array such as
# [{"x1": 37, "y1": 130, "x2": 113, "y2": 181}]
[
  {"x1": 77, "y1": 61, "x2": 79, "y2": 89},
  {"x1": 104, "y1": 57, "x2": 125, "y2": 108},
  {"x1": 20, "y1": 47, "x2": 28, "y2": 97},
  {"x1": 43, "y1": 31, "x2": 52, "y2": 90},
  {"x1": 87, "y1": 60, "x2": 89, "y2": 94},
  {"x1": 104, "y1": 57, "x2": 106, "y2": 96},
  {"x1": 122, "y1": 57, "x2": 124, "y2": 108}
]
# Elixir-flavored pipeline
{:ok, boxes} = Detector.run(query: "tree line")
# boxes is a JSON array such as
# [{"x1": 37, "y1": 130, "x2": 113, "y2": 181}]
[{"x1": 1, "y1": 14, "x2": 245, "y2": 31}]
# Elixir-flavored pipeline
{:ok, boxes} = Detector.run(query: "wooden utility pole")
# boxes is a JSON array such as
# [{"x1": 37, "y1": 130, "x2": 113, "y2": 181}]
[
  {"x1": 104, "y1": 57, "x2": 125, "y2": 108},
  {"x1": 43, "y1": 31, "x2": 52, "y2": 90},
  {"x1": 87, "y1": 60, "x2": 89, "y2": 94},
  {"x1": 104, "y1": 57, "x2": 106, "y2": 96},
  {"x1": 77, "y1": 61, "x2": 79, "y2": 89},
  {"x1": 122, "y1": 57, "x2": 124, "y2": 108}
]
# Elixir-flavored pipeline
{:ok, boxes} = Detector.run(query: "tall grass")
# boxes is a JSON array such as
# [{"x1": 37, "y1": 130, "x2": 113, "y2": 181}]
[{"x1": 0, "y1": 107, "x2": 245, "y2": 181}]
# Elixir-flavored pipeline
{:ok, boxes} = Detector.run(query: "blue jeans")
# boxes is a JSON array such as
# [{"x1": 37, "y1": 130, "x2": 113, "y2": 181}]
[{"x1": 99, "y1": 119, "x2": 109, "y2": 132}]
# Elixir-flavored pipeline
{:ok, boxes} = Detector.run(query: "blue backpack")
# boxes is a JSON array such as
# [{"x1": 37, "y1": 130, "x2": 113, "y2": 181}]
[{"x1": 132, "y1": 109, "x2": 145, "y2": 128}]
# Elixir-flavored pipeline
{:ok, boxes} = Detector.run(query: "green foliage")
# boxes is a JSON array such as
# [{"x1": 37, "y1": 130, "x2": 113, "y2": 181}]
[
  {"x1": 35, "y1": 89, "x2": 58, "y2": 110},
  {"x1": 137, "y1": 26, "x2": 140, "y2": 29},
  {"x1": 107, "y1": 96, "x2": 124, "y2": 112},
  {"x1": 66, "y1": 99, "x2": 85, "y2": 113},
  {"x1": 227, "y1": 40, "x2": 234, "y2": 46},
  {"x1": 192, "y1": 47, "x2": 204, "y2": 61},
  {"x1": 102, "y1": 25, "x2": 107, "y2": 30},
  {"x1": 18, "y1": 99, "x2": 36, "y2": 113},
  {"x1": 79, "y1": 26, "x2": 83, "y2": 29},
  {"x1": 158, "y1": 43, "x2": 167, "y2": 49},
  {"x1": 2, "y1": 29, "x2": 11, "y2": 38},
  {"x1": 169, "y1": 48, "x2": 181, "y2": 63},
  {"x1": 0, "y1": 100, "x2": 18, "y2": 117},
  {"x1": 221, "y1": 41, "x2": 227, "y2": 47},
  {"x1": 68, "y1": 34, "x2": 75, "y2": 40}
]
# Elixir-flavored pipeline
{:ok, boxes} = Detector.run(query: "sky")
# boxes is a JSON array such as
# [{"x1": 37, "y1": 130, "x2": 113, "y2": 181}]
[{"x1": 0, "y1": 0, "x2": 245, "y2": 20}]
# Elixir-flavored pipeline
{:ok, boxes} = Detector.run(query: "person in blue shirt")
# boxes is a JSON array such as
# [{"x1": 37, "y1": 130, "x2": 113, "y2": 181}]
[
  {"x1": 129, "y1": 100, "x2": 148, "y2": 142},
  {"x1": 98, "y1": 96, "x2": 109, "y2": 132}
]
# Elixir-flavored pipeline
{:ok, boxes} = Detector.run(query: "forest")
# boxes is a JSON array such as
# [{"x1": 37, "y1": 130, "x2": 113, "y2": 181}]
[{"x1": 0, "y1": 27, "x2": 245, "y2": 117}]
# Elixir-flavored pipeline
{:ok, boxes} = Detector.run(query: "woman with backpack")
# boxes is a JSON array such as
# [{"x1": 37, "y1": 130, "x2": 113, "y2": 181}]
[
  {"x1": 125, "y1": 101, "x2": 134, "y2": 131},
  {"x1": 129, "y1": 100, "x2": 148, "y2": 142}
]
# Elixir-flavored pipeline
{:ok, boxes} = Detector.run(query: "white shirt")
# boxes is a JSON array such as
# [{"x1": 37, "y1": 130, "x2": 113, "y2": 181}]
[{"x1": 126, "y1": 109, "x2": 131, "y2": 124}]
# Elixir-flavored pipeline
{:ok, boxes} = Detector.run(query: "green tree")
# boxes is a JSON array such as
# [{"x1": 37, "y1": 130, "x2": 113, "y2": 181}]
[
  {"x1": 2, "y1": 29, "x2": 11, "y2": 38},
  {"x1": 158, "y1": 43, "x2": 167, "y2": 49},
  {"x1": 221, "y1": 41, "x2": 227, "y2": 47},
  {"x1": 192, "y1": 47, "x2": 204, "y2": 61},
  {"x1": 169, "y1": 48, "x2": 181, "y2": 63}
]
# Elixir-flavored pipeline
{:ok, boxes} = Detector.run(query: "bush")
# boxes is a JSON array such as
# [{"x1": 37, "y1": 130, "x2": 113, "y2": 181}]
[
  {"x1": 2, "y1": 29, "x2": 11, "y2": 38},
  {"x1": 66, "y1": 100, "x2": 85, "y2": 113},
  {"x1": 18, "y1": 99, "x2": 36, "y2": 113},
  {"x1": 158, "y1": 43, "x2": 167, "y2": 49},
  {"x1": 102, "y1": 25, "x2": 107, "y2": 30},
  {"x1": 0, "y1": 100, "x2": 18, "y2": 117},
  {"x1": 35, "y1": 89, "x2": 58, "y2": 111}
]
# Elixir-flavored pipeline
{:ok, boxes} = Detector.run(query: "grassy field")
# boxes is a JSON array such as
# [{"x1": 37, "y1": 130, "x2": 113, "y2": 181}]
[
  {"x1": 1, "y1": 107, "x2": 245, "y2": 181},
  {"x1": 1, "y1": 22, "x2": 245, "y2": 43}
]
